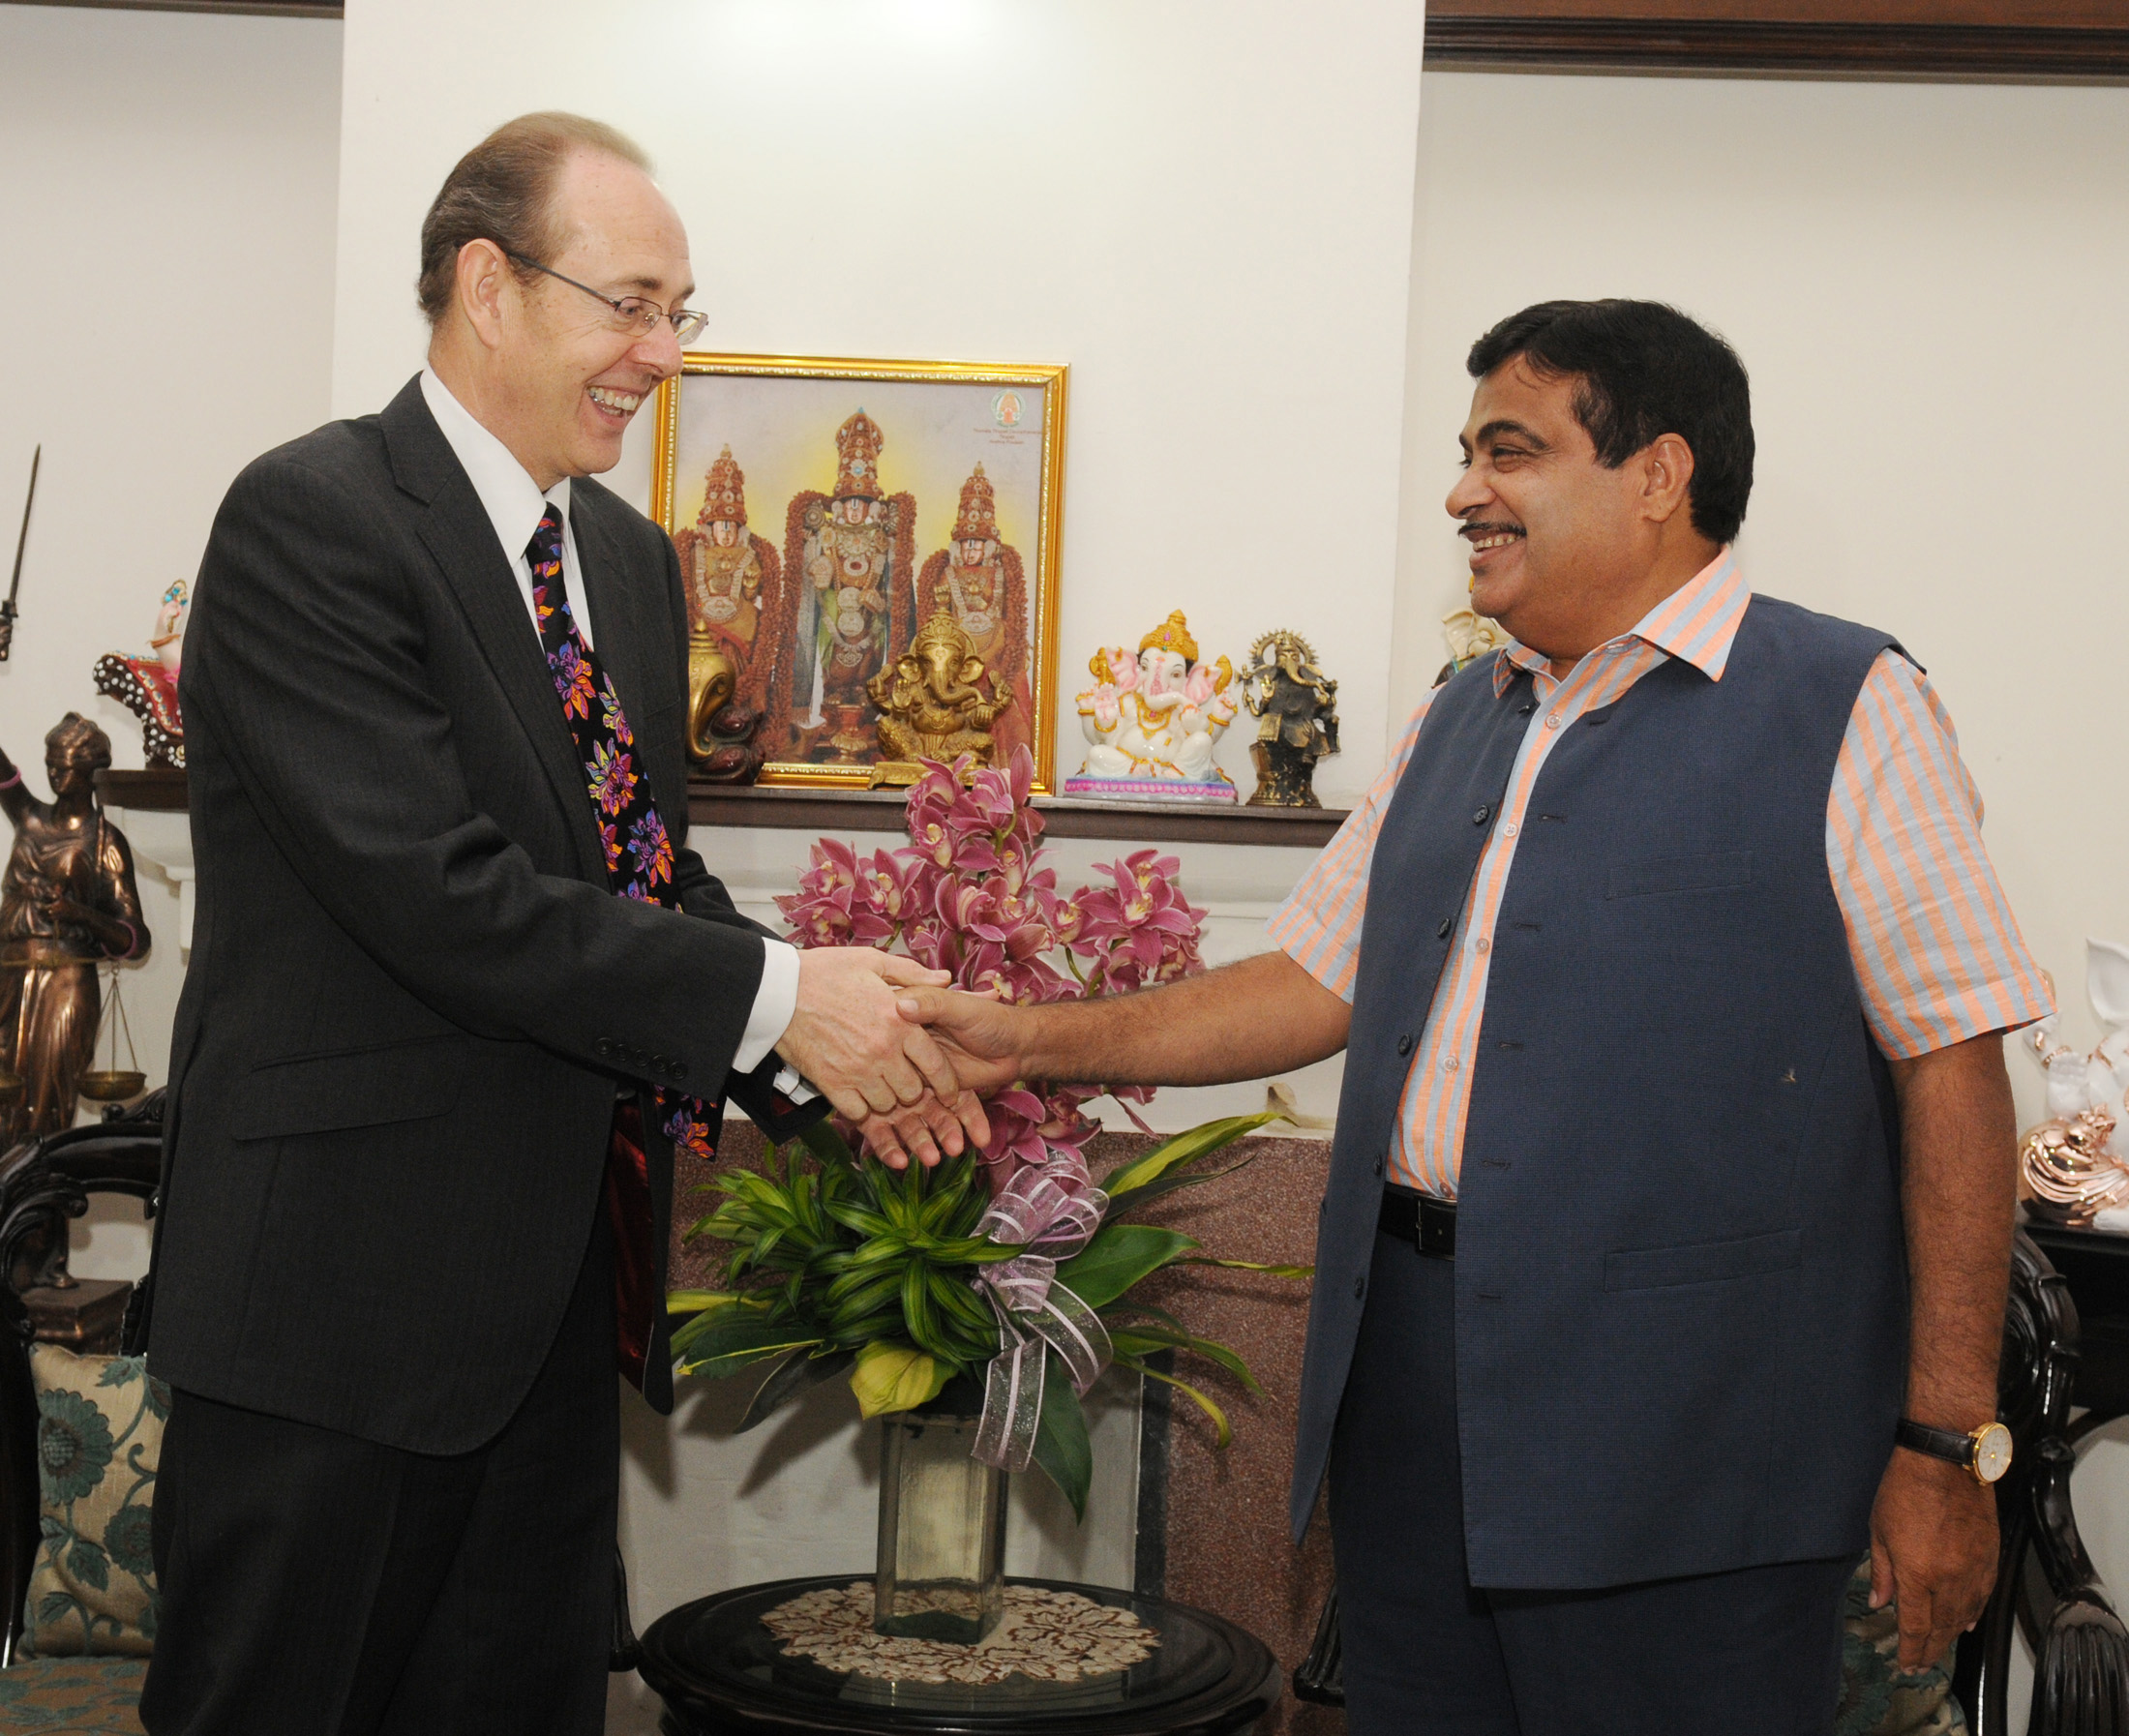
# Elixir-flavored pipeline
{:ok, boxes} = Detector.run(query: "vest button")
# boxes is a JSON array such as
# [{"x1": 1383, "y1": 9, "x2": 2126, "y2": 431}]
[
  {"x1": 1435, "y1": 919, "x2": 1453, "y2": 940},
  {"x1": 1473, "y1": 805, "x2": 1490, "y2": 824},
  {"x1": 1373, "y1": 1157, "x2": 1384, "y2": 1178},
  {"x1": 1396, "y1": 1033, "x2": 1413, "y2": 1057},
  {"x1": 1353, "y1": 1275, "x2": 1366, "y2": 1301}
]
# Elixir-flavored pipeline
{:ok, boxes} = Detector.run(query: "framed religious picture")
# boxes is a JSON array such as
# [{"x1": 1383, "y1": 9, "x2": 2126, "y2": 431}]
[{"x1": 650, "y1": 353, "x2": 1068, "y2": 791}]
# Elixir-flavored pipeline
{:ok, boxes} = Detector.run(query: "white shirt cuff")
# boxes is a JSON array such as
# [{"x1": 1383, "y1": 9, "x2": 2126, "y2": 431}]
[{"x1": 732, "y1": 937, "x2": 800, "y2": 1076}]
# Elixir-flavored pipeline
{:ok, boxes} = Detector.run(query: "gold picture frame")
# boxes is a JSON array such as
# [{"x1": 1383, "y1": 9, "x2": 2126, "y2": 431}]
[{"x1": 650, "y1": 352, "x2": 1068, "y2": 792}]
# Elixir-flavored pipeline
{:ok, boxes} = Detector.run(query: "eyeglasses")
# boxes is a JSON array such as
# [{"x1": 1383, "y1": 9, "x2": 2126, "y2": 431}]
[{"x1": 506, "y1": 252, "x2": 707, "y2": 345}]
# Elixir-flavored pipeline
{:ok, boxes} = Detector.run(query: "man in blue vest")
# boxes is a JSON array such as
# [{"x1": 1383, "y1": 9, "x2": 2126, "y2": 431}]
[{"x1": 903, "y1": 300, "x2": 2048, "y2": 1731}]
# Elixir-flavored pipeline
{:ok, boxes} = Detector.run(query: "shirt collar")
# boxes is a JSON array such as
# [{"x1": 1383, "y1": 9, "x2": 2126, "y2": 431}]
[
  {"x1": 419, "y1": 367, "x2": 571, "y2": 567},
  {"x1": 1492, "y1": 546, "x2": 1745, "y2": 695}
]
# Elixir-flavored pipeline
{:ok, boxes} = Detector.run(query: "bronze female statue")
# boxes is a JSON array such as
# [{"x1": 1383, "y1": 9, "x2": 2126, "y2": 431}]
[{"x1": 0, "y1": 714, "x2": 150, "y2": 1147}]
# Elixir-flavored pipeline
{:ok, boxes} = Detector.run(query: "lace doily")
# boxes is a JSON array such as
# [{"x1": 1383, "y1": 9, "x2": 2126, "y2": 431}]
[{"x1": 762, "y1": 1581, "x2": 1158, "y2": 1686}]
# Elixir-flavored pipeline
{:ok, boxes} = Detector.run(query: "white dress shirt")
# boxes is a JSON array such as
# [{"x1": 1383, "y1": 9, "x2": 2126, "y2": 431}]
[{"x1": 420, "y1": 368, "x2": 799, "y2": 1077}]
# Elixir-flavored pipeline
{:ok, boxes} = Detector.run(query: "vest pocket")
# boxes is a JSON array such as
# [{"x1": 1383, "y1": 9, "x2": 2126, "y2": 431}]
[
  {"x1": 1604, "y1": 851, "x2": 1754, "y2": 899},
  {"x1": 1603, "y1": 1227, "x2": 1801, "y2": 1292}
]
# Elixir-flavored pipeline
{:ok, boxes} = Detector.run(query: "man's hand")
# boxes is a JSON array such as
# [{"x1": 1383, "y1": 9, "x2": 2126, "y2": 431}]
[
  {"x1": 1870, "y1": 1445, "x2": 1998, "y2": 1670},
  {"x1": 776, "y1": 949, "x2": 987, "y2": 1164},
  {"x1": 892, "y1": 986, "x2": 1032, "y2": 1098}
]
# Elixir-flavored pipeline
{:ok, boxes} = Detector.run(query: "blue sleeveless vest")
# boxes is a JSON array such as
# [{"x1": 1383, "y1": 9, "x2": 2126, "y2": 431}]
[{"x1": 1290, "y1": 595, "x2": 1908, "y2": 1589}]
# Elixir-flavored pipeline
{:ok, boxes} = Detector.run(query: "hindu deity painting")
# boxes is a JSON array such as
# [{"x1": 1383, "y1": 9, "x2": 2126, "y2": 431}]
[
  {"x1": 651, "y1": 355, "x2": 1066, "y2": 787},
  {"x1": 669, "y1": 445, "x2": 795, "y2": 719}
]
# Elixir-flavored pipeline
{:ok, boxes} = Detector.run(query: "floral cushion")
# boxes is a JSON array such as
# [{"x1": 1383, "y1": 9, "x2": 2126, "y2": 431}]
[
  {"x1": 1836, "y1": 1551, "x2": 1969, "y2": 1736},
  {"x1": 25, "y1": 1346, "x2": 165, "y2": 1657},
  {"x1": 0, "y1": 1657, "x2": 145, "y2": 1731}
]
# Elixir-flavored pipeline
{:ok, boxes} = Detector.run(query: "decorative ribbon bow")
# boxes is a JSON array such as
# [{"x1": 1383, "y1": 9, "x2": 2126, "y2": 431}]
[{"x1": 971, "y1": 1155, "x2": 1112, "y2": 1473}]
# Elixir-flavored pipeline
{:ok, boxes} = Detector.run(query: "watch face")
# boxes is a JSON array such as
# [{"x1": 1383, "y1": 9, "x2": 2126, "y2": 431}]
[{"x1": 1973, "y1": 1422, "x2": 2013, "y2": 1483}]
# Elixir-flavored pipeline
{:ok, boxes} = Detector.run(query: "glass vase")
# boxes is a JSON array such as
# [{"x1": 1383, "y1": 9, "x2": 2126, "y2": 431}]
[{"x1": 874, "y1": 1386, "x2": 1006, "y2": 1643}]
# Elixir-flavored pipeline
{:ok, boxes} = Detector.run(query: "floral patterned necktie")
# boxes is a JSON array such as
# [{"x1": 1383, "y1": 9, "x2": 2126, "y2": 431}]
[{"x1": 526, "y1": 503, "x2": 717, "y2": 1382}]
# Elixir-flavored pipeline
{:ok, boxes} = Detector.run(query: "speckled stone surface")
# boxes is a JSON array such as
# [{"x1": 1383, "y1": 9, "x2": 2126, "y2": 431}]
[
  {"x1": 671, "y1": 1124, "x2": 1344, "y2": 1735},
  {"x1": 1097, "y1": 1132, "x2": 1343, "y2": 1736}
]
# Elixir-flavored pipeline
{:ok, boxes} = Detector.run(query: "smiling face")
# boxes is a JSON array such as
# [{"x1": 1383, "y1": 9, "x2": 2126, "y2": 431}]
[
  {"x1": 435, "y1": 148, "x2": 692, "y2": 490},
  {"x1": 1446, "y1": 358, "x2": 1710, "y2": 664}
]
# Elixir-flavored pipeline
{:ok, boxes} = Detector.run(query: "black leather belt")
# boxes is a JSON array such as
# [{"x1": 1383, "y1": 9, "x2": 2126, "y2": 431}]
[{"x1": 1379, "y1": 1185, "x2": 1455, "y2": 1259}]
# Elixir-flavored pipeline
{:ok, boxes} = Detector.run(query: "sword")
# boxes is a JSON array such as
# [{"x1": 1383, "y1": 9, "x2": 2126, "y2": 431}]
[{"x1": 1, "y1": 445, "x2": 38, "y2": 663}]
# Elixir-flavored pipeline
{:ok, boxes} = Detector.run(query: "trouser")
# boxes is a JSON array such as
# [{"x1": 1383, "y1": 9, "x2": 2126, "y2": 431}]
[
  {"x1": 140, "y1": 1211, "x2": 619, "y2": 1736},
  {"x1": 1328, "y1": 1226, "x2": 1852, "y2": 1736}
]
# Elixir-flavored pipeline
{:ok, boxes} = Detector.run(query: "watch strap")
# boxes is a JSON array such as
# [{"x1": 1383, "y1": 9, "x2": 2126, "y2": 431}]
[{"x1": 1896, "y1": 1418, "x2": 1978, "y2": 1467}]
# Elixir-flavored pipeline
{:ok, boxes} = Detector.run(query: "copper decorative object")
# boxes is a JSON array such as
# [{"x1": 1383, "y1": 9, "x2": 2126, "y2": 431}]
[
  {"x1": 1241, "y1": 629, "x2": 1339, "y2": 809},
  {"x1": 0, "y1": 716, "x2": 151, "y2": 1150}
]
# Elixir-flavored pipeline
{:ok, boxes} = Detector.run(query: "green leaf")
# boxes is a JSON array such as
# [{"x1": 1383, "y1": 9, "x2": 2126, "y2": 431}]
[
  {"x1": 1107, "y1": 1326, "x2": 1261, "y2": 1392},
  {"x1": 1100, "y1": 1112, "x2": 1279, "y2": 1199},
  {"x1": 1052, "y1": 1223, "x2": 1198, "y2": 1310},
  {"x1": 850, "y1": 1341, "x2": 950, "y2": 1418},
  {"x1": 1098, "y1": 1153, "x2": 1258, "y2": 1224},
  {"x1": 1030, "y1": 1353, "x2": 1093, "y2": 1523},
  {"x1": 800, "y1": 1120, "x2": 857, "y2": 1167},
  {"x1": 1120, "y1": 1355, "x2": 1233, "y2": 1448},
  {"x1": 673, "y1": 1305, "x2": 820, "y2": 1372},
  {"x1": 666, "y1": 1289, "x2": 738, "y2": 1315},
  {"x1": 736, "y1": 1347, "x2": 855, "y2": 1432},
  {"x1": 1177, "y1": 1256, "x2": 1316, "y2": 1279}
]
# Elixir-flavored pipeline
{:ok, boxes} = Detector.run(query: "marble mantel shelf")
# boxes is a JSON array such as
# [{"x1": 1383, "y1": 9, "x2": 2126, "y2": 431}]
[{"x1": 89, "y1": 769, "x2": 1350, "y2": 850}]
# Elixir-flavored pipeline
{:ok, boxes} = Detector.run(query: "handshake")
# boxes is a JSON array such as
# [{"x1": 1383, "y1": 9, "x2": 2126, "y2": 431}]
[{"x1": 769, "y1": 945, "x2": 1028, "y2": 1169}]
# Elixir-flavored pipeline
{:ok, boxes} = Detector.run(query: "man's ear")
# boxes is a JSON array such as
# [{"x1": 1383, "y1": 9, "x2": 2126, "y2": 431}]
[
  {"x1": 455, "y1": 239, "x2": 514, "y2": 351},
  {"x1": 1639, "y1": 433, "x2": 1698, "y2": 526}
]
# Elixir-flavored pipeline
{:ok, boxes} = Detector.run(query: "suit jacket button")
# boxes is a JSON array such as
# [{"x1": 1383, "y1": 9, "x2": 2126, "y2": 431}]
[
  {"x1": 594, "y1": 1038, "x2": 615, "y2": 1059},
  {"x1": 1473, "y1": 805, "x2": 1490, "y2": 825},
  {"x1": 671, "y1": 1062, "x2": 688, "y2": 1082}
]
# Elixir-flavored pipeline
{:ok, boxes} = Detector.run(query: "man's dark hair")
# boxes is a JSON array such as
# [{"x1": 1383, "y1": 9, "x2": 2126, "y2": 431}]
[
  {"x1": 416, "y1": 112, "x2": 653, "y2": 326},
  {"x1": 1466, "y1": 300, "x2": 1754, "y2": 546}
]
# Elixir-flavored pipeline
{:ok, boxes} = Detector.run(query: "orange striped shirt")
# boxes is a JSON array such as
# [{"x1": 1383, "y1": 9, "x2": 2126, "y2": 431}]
[{"x1": 1269, "y1": 549, "x2": 2052, "y2": 1198}]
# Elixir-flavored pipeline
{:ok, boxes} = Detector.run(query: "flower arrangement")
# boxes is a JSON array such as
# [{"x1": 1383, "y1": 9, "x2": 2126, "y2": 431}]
[{"x1": 666, "y1": 748, "x2": 1307, "y2": 1516}]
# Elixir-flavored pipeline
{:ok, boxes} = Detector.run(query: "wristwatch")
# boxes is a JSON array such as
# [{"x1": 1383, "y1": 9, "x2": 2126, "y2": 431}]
[{"x1": 1895, "y1": 1417, "x2": 2013, "y2": 1484}]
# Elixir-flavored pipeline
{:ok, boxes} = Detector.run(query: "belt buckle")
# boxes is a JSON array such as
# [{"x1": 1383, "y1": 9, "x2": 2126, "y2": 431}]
[{"x1": 1418, "y1": 1198, "x2": 1455, "y2": 1260}]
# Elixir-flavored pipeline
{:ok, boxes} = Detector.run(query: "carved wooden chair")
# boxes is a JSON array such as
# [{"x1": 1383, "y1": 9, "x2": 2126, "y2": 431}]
[
  {"x1": 0, "y1": 1092, "x2": 649, "y2": 1721},
  {"x1": 0, "y1": 1093, "x2": 163, "y2": 1728},
  {"x1": 1293, "y1": 1230, "x2": 2129, "y2": 1735}
]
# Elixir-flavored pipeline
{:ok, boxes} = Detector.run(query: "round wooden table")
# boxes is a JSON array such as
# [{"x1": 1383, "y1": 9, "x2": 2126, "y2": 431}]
[{"x1": 636, "y1": 1574, "x2": 1280, "y2": 1736}]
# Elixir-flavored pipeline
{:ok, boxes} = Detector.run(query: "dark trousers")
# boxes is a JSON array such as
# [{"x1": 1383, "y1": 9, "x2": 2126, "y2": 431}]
[
  {"x1": 140, "y1": 1212, "x2": 619, "y2": 1736},
  {"x1": 1328, "y1": 1228, "x2": 1852, "y2": 1736}
]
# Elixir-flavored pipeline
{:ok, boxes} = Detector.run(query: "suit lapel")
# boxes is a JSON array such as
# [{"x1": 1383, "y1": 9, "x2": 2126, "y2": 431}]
[{"x1": 379, "y1": 379, "x2": 605, "y2": 883}]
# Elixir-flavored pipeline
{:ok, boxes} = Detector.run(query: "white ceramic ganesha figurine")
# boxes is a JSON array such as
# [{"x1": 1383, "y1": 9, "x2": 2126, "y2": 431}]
[
  {"x1": 1068, "y1": 611, "x2": 1240, "y2": 798},
  {"x1": 2021, "y1": 938, "x2": 2129, "y2": 1233}
]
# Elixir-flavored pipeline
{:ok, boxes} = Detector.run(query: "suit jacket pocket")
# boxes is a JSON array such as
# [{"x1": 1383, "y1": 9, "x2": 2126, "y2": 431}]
[
  {"x1": 1604, "y1": 851, "x2": 1754, "y2": 900},
  {"x1": 1604, "y1": 1227, "x2": 1801, "y2": 1292},
  {"x1": 231, "y1": 1033, "x2": 469, "y2": 1140}
]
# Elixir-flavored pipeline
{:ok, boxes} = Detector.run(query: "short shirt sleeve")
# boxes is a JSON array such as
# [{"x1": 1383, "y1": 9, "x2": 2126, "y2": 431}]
[
  {"x1": 1827, "y1": 650, "x2": 2053, "y2": 1059},
  {"x1": 1267, "y1": 695, "x2": 1433, "y2": 1003}
]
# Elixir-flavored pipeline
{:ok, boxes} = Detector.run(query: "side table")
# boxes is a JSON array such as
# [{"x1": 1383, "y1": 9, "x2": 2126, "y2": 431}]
[
  {"x1": 636, "y1": 1574, "x2": 1279, "y2": 1736},
  {"x1": 2021, "y1": 1222, "x2": 2129, "y2": 1432}
]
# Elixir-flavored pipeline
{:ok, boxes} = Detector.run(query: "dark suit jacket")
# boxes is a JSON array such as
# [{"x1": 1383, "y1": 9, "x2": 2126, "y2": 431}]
[{"x1": 139, "y1": 375, "x2": 780, "y2": 1453}]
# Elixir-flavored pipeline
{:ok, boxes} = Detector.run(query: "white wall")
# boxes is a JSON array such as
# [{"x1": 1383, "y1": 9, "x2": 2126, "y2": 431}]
[
  {"x1": 332, "y1": 0, "x2": 1429, "y2": 808},
  {"x1": 1398, "y1": 72, "x2": 2129, "y2": 1727},
  {"x1": 0, "y1": 3, "x2": 344, "y2": 1273}
]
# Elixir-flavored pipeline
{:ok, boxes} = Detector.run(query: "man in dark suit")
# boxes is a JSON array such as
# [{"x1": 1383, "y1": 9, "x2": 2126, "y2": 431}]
[
  {"x1": 135, "y1": 113, "x2": 983, "y2": 1734},
  {"x1": 905, "y1": 303, "x2": 2047, "y2": 1731}
]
